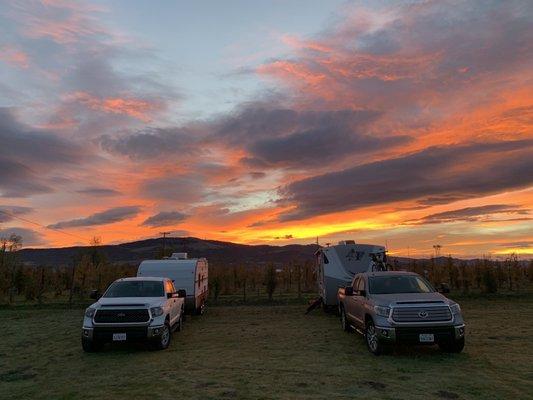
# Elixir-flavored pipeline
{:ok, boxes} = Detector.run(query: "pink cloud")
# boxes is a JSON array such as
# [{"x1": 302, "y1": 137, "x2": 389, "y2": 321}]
[
  {"x1": 66, "y1": 92, "x2": 164, "y2": 122},
  {"x1": 0, "y1": 46, "x2": 30, "y2": 68}
]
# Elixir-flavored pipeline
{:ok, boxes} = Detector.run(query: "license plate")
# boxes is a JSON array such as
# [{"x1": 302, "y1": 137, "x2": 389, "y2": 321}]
[
  {"x1": 112, "y1": 333, "x2": 126, "y2": 341},
  {"x1": 419, "y1": 333, "x2": 434, "y2": 343}
]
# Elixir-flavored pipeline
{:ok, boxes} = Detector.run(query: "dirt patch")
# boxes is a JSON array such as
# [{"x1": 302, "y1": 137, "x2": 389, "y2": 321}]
[
  {"x1": 0, "y1": 367, "x2": 36, "y2": 382},
  {"x1": 362, "y1": 380, "x2": 387, "y2": 390},
  {"x1": 435, "y1": 390, "x2": 459, "y2": 399},
  {"x1": 194, "y1": 381, "x2": 217, "y2": 389},
  {"x1": 220, "y1": 389, "x2": 238, "y2": 398}
]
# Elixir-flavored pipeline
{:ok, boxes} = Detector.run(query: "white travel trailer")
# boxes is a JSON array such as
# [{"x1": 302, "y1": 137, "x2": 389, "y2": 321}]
[
  {"x1": 137, "y1": 253, "x2": 208, "y2": 315},
  {"x1": 315, "y1": 240, "x2": 387, "y2": 308}
]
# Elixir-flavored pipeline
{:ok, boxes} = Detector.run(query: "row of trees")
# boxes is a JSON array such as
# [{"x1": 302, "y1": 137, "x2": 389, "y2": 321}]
[{"x1": 1, "y1": 235, "x2": 532, "y2": 305}]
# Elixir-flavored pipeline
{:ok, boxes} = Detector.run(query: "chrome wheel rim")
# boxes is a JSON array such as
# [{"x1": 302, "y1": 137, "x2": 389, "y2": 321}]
[
  {"x1": 367, "y1": 324, "x2": 378, "y2": 352},
  {"x1": 161, "y1": 325, "x2": 170, "y2": 346}
]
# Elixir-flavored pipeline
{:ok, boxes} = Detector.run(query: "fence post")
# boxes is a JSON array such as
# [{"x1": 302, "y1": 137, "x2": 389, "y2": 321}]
[{"x1": 68, "y1": 263, "x2": 76, "y2": 308}]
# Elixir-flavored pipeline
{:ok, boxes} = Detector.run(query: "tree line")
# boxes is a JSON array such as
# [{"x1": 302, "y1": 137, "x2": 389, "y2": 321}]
[{"x1": 0, "y1": 236, "x2": 532, "y2": 305}]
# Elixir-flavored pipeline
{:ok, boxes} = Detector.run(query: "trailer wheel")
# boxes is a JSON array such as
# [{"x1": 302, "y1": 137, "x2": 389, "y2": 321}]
[{"x1": 340, "y1": 306, "x2": 352, "y2": 332}]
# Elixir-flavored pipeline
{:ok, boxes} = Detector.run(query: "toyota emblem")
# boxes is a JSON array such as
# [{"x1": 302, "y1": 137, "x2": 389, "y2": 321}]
[{"x1": 418, "y1": 311, "x2": 429, "y2": 318}]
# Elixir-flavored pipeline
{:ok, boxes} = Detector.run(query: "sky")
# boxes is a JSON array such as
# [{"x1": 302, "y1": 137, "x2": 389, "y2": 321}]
[{"x1": 0, "y1": 0, "x2": 532, "y2": 258}]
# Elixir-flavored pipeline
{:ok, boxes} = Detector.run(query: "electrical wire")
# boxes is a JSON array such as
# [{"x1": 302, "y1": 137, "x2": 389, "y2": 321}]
[{"x1": 0, "y1": 209, "x2": 89, "y2": 243}]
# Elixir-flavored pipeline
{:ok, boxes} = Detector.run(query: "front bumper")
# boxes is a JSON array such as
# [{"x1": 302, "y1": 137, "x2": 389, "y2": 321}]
[
  {"x1": 82, "y1": 325, "x2": 165, "y2": 342},
  {"x1": 376, "y1": 324, "x2": 465, "y2": 343}
]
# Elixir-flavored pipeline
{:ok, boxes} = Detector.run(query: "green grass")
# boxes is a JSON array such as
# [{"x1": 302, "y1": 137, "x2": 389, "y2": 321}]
[{"x1": 0, "y1": 296, "x2": 532, "y2": 400}]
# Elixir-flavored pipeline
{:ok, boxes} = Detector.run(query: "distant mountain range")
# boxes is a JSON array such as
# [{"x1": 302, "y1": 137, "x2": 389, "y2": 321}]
[
  {"x1": 17, "y1": 237, "x2": 526, "y2": 267},
  {"x1": 17, "y1": 237, "x2": 320, "y2": 267}
]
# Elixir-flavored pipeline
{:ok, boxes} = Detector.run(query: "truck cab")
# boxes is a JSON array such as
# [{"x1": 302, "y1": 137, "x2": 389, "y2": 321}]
[
  {"x1": 81, "y1": 277, "x2": 185, "y2": 352},
  {"x1": 338, "y1": 271, "x2": 465, "y2": 355}
]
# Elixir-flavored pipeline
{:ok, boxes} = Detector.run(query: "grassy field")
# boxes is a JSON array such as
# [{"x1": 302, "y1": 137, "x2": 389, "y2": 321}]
[{"x1": 0, "y1": 295, "x2": 532, "y2": 400}]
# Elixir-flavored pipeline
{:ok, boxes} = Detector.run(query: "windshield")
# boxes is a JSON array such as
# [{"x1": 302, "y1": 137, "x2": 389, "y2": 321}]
[
  {"x1": 103, "y1": 281, "x2": 164, "y2": 298},
  {"x1": 369, "y1": 275, "x2": 435, "y2": 294}
]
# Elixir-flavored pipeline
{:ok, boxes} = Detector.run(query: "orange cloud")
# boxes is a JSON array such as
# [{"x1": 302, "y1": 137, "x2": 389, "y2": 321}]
[{"x1": 67, "y1": 92, "x2": 162, "y2": 122}]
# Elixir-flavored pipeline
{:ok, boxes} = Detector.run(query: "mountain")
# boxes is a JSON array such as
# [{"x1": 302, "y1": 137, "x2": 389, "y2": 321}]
[{"x1": 17, "y1": 237, "x2": 319, "y2": 267}]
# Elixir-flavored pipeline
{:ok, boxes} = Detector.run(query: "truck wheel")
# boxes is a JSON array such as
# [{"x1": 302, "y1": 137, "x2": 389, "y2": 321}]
[
  {"x1": 81, "y1": 337, "x2": 101, "y2": 352},
  {"x1": 340, "y1": 307, "x2": 352, "y2": 332},
  {"x1": 365, "y1": 320, "x2": 389, "y2": 355},
  {"x1": 439, "y1": 337, "x2": 465, "y2": 353},
  {"x1": 152, "y1": 322, "x2": 172, "y2": 350},
  {"x1": 176, "y1": 313, "x2": 183, "y2": 332}
]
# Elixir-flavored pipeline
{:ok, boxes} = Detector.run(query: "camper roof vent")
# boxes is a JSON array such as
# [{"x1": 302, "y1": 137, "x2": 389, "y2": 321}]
[
  {"x1": 170, "y1": 252, "x2": 188, "y2": 260},
  {"x1": 338, "y1": 240, "x2": 356, "y2": 245}
]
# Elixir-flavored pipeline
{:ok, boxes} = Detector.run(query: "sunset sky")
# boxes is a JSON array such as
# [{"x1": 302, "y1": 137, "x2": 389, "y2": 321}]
[{"x1": 0, "y1": 0, "x2": 531, "y2": 258}]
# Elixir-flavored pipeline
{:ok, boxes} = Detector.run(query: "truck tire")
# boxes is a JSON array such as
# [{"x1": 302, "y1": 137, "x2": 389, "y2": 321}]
[
  {"x1": 340, "y1": 307, "x2": 352, "y2": 332},
  {"x1": 81, "y1": 337, "x2": 101, "y2": 352},
  {"x1": 439, "y1": 337, "x2": 465, "y2": 353},
  {"x1": 365, "y1": 320, "x2": 390, "y2": 355},
  {"x1": 176, "y1": 313, "x2": 183, "y2": 332},
  {"x1": 152, "y1": 321, "x2": 172, "y2": 350}
]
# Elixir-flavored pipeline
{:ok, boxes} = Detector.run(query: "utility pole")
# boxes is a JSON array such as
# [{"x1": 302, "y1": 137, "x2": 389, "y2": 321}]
[{"x1": 160, "y1": 232, "x2": 171, "y2": 258}]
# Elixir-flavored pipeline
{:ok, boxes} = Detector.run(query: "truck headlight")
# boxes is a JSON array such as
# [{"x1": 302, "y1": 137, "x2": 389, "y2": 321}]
[
  {"x1": 449, "y1": 303, "x2": 461, "y2": 315},
  {"x1": 85, "y1": 307, "x2": 96, "y2": 318},
  {"x1": 150, "y1": 307, "x2": 163, "y2": 317},
  {"x1": 374, "y1": 305, "x2": 391, "y2": 318}
]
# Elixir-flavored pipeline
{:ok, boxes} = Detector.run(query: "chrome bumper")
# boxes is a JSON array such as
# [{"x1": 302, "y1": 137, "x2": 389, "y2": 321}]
[
  {"x1": 375, "y1": 324, "x2": 465, "y2": 342},
  {"x1": 82, "y1": 325, "x2": 164, "y2": 341}
]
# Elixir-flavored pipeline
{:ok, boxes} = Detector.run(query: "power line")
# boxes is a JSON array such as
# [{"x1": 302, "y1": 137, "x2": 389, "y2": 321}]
[{"x1": 0, "y1": 209, "x2": 90, "y2": 243}]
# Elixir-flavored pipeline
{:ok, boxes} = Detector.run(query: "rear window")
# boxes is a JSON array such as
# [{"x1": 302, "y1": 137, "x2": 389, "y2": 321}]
[
  {"x1": 103, "y1": 281, "x2": 164, "y2": 298},
  {"x1": 368, "y1": 275, "x2": 435, "y2": 294}
]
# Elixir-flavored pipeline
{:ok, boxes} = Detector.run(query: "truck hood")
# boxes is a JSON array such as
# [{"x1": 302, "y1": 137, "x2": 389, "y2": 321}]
[
  {"x1": 371, "y1": 292, "x2": 448, "y2": 306},
  {"x1": 96, "y1": 297, "x2": 164, "y2": 308}
]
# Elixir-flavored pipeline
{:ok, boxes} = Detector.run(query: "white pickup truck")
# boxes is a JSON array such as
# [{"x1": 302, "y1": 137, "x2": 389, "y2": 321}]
[{"x1": 81, "y1": 277, "x2": 185, "y2": 352}]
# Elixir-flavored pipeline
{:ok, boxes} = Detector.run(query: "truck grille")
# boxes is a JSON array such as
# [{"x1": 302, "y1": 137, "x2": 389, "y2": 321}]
[
  {"x1": 395, "y1": 326, "x2": 454, "y2": 343},
  {"x1": 93, "y1": 326, "x2": 148, "y2": 341},
  {"x1": 94, "y1": 309, "x2": 150, "y2": 323},
  {"x1": 392, "y1": 306, "x2": 452, "y2": 322}
]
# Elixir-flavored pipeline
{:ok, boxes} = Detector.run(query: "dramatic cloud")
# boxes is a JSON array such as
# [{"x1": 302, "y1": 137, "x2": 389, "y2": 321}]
[
  {"x1": 48, "y1": 206, "x2": 141, "y2": 229},
  {"x1": 0, "y1": 108, "x2": 87, "y2": 197},
  {"x1": 100, "y1": 126, "x2": 200, "y2": 160},
  {"x1": 0, "y1": 0, "x2": 530, "y2": 256},
  {"x1": 0, "y1": 227, "x2": 45, "y2": 246},
  {"x1": 140, "y1": 174, "x2": 206, "y2": 203},
  {"x1": 409, "y1": 204, "x2": 529, "y2": 225},
  {"x1": 0, "y1": 205, "x2": 33, "y2": 223},
  {"x1": 141, "y1": 211, "x2": 188, "y2": 227},
  {"x1": 280, "y1": 140, "x2": 533, "y2": 220},
  {"x1": 75, "y1": 187, "x2": 121, "y2": 196}
]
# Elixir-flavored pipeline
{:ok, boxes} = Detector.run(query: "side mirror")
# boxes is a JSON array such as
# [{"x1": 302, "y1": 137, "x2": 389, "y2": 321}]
[
  {"x1": 167, "y1": 292, "x2": 174, "y2": 299},
  {"x1": 344, "y1": 286, "x2": 354, "y2": 296},
  {"x1": 438, "y1": 284, "x2": 450, "y2": 294},
  {"x1": 358, "y1": 289, "x2": 367, "y2": 297},
  {"x1": 89, "y1": 289, "x2": 99, "y2": 300},
  {"x1": 177, "y1": 289, "x2": 186, "y2": 298}
]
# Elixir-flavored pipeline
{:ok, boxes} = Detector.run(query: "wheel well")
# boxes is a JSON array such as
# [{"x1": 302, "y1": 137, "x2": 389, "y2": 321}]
[
  {"x1": 365, "y1": 314, "x2": 373, "y2": 326},
  {"x1": 165, "y1": 315, "x2": 170, "y2": 323}
]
